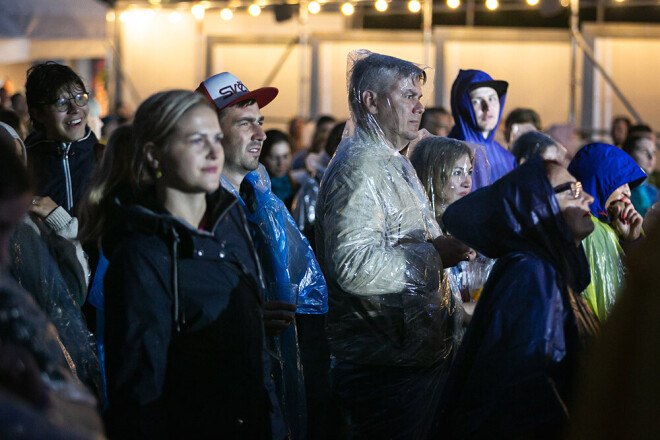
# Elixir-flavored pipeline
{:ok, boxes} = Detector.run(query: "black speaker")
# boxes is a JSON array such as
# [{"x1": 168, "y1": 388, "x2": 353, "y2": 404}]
[{"x1": 274, "y1": 4, "x2": 294, "y2": 22}]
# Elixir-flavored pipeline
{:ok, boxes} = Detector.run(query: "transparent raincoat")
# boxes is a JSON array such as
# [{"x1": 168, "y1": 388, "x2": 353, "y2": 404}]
[
  {"x1": 315, "y1": 50, "x2": 461, "y2": 368},
  {"x1": 221, "y1": 165, "x2": 329, "y2": 440}
]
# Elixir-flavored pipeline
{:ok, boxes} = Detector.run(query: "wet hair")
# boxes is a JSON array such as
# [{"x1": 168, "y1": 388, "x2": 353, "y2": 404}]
[
  {"x1": 410, "y1": 137, "x2": 473, "y2": 221},
  {"x1": 77, "y1": 124, "x2": 134, "y2": 248},
  {"x1": 505, "y1": 108, "x2": 542, "y2": 142},
  {"x1": 25, "y1": 62, "x2": 87, "y2": 132},
  {"x1": 420, "y1": 107, "x2": 451, "y2": 132},
  {"x1": 511, "y1": 131, "x2": 558, "y2": 165},
  {"x1": 260, "y1": 129, "x2": 292, "y2": 165},
  {"x1": 133, "y1": 90, "x2": 211, "y2": 186},
  {"x1": 325, "y1": 121, "x2": 346, "y2": 158},
  {"x1": 0, "y1": 124, "x2": 32, "y2": 199},
  {"x1": 348, "y1": 52, "x2": 426, "y2": 130}
]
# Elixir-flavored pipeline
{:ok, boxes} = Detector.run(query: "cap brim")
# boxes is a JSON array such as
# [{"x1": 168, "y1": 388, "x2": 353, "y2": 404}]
[
  {"x1": 469, "y1": 80, "x2": 508, "y2": 98},
  {"x1": 224, "y1": 87, "x2": 279, "y2": 110}
]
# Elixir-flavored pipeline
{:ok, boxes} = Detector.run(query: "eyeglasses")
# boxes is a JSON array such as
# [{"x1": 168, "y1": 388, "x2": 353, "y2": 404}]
[
  {"x1": 50, "y1": 93, "x2": 89, "y2": 112},
  {"x1": 553, "y1": 181, "x2": 583, "y2": 199}
]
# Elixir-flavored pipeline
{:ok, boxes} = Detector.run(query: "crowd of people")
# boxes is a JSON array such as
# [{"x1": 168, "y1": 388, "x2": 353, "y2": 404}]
[{"x1": 0, "y1": 50, "x2": 658, "y2": 439}]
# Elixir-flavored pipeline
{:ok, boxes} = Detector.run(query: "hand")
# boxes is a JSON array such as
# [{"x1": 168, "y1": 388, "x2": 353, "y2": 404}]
[
  {"x1": 432, "y1": 236, "x2": 474, "y2": 268},
  {"x1": 405, "y1": 129, "x2": 433, "y2": 157},
  {"x1": 607, "y1": 198, "x2": 643, "y2": 242},
  {"x1": 262, "y1": 300, "x2": 296, "y2": 336},
  {"x1": 29, "y1": 196, "x2": 58, "y2": 219}
]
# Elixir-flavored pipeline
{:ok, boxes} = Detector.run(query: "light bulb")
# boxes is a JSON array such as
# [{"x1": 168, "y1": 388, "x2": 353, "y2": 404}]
[
  {"x1": 191, "y1": 4, "x2": 205, "y2": 20},
  {"x1": 248, "y1": 4, "x2": 261, "y2": 16},
  {"x1": 221, "y1": 8, "x2": 233, "y2": 20},
  {"x1": 408, "y1": 0, "x2": 421, "y2": 12},
  {"x1": 341, "y1": 2, "x2": 355, "y2": 15},
  {"x1": 485, "y1": 0, "x2": 498, "y2": 10},
  {"x1": 308, "y1": 1, "x2": 321, "y2": 13},
  {"x1": 375, "y1": 0, "x2": 388, "y2": 11},
  {"x1": 447, "y1": 0, "x2": 460, "y2": 9}
]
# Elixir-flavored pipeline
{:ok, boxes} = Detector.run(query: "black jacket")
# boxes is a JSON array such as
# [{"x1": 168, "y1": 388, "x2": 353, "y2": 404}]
[
  {"x1": 103, "y1": 188, "x2": 272, "y2": 439},
  {"x1": 26, "y1": 126, "x2": 100, "y2": 214}
]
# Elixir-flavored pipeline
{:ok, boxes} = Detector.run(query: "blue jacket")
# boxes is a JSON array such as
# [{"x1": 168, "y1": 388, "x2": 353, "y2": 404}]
[
  {"x1": 434, "y1": 156, "x2": 599, "y2": 439},
  {"x1": 568, "y1": 142, "x2": 646, "y2": 221},
  {"x1": 26, "y1": 126, "x2": 99, "y2": 214},
  {"x1": 448, "y1": 69, "x2": 516, "y2": 189}
]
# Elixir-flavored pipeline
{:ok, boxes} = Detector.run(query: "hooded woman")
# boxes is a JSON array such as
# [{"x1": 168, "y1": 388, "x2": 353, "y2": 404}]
[
  {"x1": 568, "y1": 143, "x2": 646, "y2": 322},
  {"x1": 448, "y1": 69, "x2": 516, "y2": 190},
  {"x1": 433, "y1": 156, "x2": 599, "y2": 439},
  {"x1": 102, "y1": 90, "x2": 274, "y2": 438}
]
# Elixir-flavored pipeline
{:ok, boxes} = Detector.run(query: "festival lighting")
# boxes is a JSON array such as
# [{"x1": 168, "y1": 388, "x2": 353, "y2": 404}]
[
  {"x1": 221, "y1": 8, "x2": 234, "y2": 19},
  {"x1": 169, "y1": 11, "x2": 183, "y2": 23},
  {"x1": 408, "y1": 0, "x2": 421, "y2": 12},
  {"x1": 200, "y1": 0, "x2": 212, "y2": 7},
  {"x1": 485, "y1": 0, "x2": 498, "y2": 10},
  {"x1": 447, "y1": 0, "x2": 460, "y2": 8},
  {"x1": 308, "y1": 1, "x2": 322, "y2": 13},
  {"x1": 119, "y1": 10, "x2": 133, "y2": 23},
  {"x1": 526, "y1": 0, "x2": 539, "y2": 5},
  {"x1": 375, "y1": 0, "x2": 388, "y2": 12},
  {"x1": 248, "y1": 4, "x2": 262, "y2": 16},
  {"x1": 191, "y1": 4, "x2": 206, "y2": 20},
  {"x1": 560, "y1": 0, "x2": 569, "y2": 6},
  {"x1": 341, "y1": 2, "x2": 355, "y2": 15},
  {"x1": 106, "y1": 11, "x2": 116, "y2": 22},
  {"x1": 148, "y1": 0, "x2": 161, "y2": 4},
  {"x1": 257, "y1": 0, "x2": 268, "y2": 6}
]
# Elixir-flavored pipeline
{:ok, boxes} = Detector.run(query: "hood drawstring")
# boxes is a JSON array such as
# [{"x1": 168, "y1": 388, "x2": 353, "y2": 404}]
[{"x1": 171, "y1": 227, "x2": 183, "y2": 332}]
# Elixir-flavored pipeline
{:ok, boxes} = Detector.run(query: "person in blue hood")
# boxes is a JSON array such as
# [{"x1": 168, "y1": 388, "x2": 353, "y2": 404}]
[
  {"x1": 568, "y1": 142, "x2": 645, "y2": 321},
  {"x1": 433, "y1": 156, "x2": 599, "y2": 439},
  {"x1": 449, "y1": 69, "x2": 515, "y2": 190}
]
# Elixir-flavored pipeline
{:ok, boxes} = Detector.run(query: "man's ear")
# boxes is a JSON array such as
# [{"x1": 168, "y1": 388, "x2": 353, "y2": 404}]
[
  {"x1": 362, "y1": 90, "x2": 378, "y2": 115},
  {"x1": 143, "y1": 141, "x2": 160, "y2": 171}
]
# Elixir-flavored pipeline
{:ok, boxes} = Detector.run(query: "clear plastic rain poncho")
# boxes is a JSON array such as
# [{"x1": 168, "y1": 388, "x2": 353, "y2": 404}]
[
  {"x1": 316, "y1": 50, "x2": 462, "y2": 367},
  {"x1": 221, "y1": 164, "x2": 329, "y2": 440}
]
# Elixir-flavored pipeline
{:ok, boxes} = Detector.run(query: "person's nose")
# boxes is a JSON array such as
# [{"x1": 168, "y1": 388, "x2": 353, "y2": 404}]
[
  {"x1": 582, "y1": 190, "x2": 595, "y2": 206},
  {"x1": 253, "y1": 124, "x2": 266, "y2": 142},
  {"x1": 414, "y1": 100, "x2": 424, "y2": 114},
  {"x1": 463, "y1": 174, "x2": 472, "y2": 187},
  {"x1": 480, "y1": 100, "x2": 489, "y2": 112}
]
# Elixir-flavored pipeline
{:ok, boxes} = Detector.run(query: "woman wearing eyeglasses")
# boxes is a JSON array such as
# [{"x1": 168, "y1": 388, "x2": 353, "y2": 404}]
[
  {"x1": 24, "y1": 61, "x2": 101, "y2": 215},
  {"x1": 432, "y1": 156, "x2": 599, "y2": 439}
]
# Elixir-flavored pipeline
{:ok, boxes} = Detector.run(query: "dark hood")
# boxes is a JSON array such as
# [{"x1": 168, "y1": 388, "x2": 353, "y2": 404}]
[
  {"x1": 444, "y1": 155, "x2": 590, "y2": 292},
  {"x1": 448, "y1": 69, "x2": 507, "y2": 146},
  {"x1": 568, "y1": 142, "x2": 646, "y2": 221}
]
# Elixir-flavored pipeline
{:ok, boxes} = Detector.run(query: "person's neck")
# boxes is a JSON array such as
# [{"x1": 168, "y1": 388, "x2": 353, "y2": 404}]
[
  {"x1": 222, "y1": 165, "x2": 248, "y2": 193},
  {"x1": 480, "y1": 130, "x2": 490, "y2": 139},
  {"x1": 157, "y1": 185, "x2": 207, "y2": 228}
]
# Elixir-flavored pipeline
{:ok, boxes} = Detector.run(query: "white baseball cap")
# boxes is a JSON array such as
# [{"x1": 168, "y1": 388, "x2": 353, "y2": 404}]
[{"x1": 196, "y1": 72, "x2": 278, "y2": 112}]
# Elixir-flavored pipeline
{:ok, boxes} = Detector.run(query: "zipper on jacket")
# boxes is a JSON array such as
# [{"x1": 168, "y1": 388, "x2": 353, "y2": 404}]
[
  {"x1": 61, "y1": 142, "x2": 74, "y2": 212},
  {"x1": 171, "y1": 227, "x2": 183, "y2": 332}
]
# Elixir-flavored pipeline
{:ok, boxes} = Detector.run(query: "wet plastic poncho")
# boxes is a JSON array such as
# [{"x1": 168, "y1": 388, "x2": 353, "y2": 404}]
[
  {"x1": 448, "y1": 69, "x2": 515, "y2": 189},
  {"x1": 221, "y1": 164, "x2": 328, "y2": 440},
  {"x1": 316, "y1": 50, "x2": 460, "y2": 368},
  {"x1": 568, "y1": 143, "x2": 646, "y2": 321},
  {"x1": 434, "y1": 156, "x2": 599, "y2": 439}
]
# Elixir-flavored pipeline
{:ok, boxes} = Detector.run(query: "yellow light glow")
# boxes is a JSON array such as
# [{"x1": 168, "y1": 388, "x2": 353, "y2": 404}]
[
  {"x1": 560, "y1": 0, "x2": 569, "y2": 6},
  {"x1": 191, "y1": 4, "x2": 205, "y2": 20},
  {"x1": 308, "y1": 1, "x2": 321, "y2": 13},
  {"x1": 319, "y1": 0, "x2": 328, "y2": 3},
  {"x1": 408, "y1": 0, "x2": 421, "y2": 12},
  {"x1": 614, "y1": 0, "x2": 624, "y2": 2},
  {"x1": 485, "y1": 0, "x2": 498, "y2": 10},
  {"x1": 248, "y1": 4, "x2": 261, "y2": 16},
  {"x1": 341, "y1": 2, "x2": 355, "y2": 15},
  {"x1": 221, "y1": 8, "x2": 233, "y2": 20},
  {"x1": 447, "y1": 0, "x2": 460, "y2": 7},
  {"x1": 200, "y1": 0, "x2": 212, "y2": 7},
  {"x1": 119, "y1": 11, "x2": 132, "y2": 23},
  {"x1": 375, "y1": 0, "x2": 388, "y2": 11},
  {"x1": 106, "y1": 11, "x2": 116, "y2": 22},
  {"x1": 257, "y1": 0, "x2": 268, "y2": 6},
  {"x1": 526, "y1": 0, "x2": 539, "y2": 4},
  {"x1": 168, "y1": 11, "x2": 182, "y2": 23},
  {"x1": 148, "y1": 0, "x2": 161, "y2": 4}
]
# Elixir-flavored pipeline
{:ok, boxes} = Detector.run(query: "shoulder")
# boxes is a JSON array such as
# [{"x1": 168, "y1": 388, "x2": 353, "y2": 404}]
[{"x1": 484, "y1": 252, "x2": 559, "y2": 305}]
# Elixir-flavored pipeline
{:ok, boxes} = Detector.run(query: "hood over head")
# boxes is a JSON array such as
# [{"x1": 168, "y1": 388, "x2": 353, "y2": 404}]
[
  {"x1": 444, "y1": 155, "x2": 591, "y2": 292},
  {"x1": 568, "y1": 142, "x2": 646, "y2": 221}
]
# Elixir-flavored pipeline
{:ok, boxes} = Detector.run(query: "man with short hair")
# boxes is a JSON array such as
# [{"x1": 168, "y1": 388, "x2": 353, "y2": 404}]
[
  {"x1": 315, "y1": 50, "x2": 469, "y2": 439},
  {"x1": 420, "y1": 106, "x2": 453, "y2": 137},
  {"x1": 448, "y1": 69, "x2": 515, "y2": 190}
]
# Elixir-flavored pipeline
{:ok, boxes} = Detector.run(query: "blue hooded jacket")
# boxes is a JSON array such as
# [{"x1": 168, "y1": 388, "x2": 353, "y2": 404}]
[
  {"x1": 448, "y1": 69, "x2": 516, "y2": 189},
  {"x1": 568, "y1": 143, "x2": 646, "y2": 222},
  {"x1": 433, "y1": 156, "x2": 599, "y2": 439}
]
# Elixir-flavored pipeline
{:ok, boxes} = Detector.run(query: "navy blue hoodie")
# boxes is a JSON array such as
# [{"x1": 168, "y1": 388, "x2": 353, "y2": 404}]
[
  {"x1": 448, "y1": 69, "x2": 516, "y2": 189},
  {"x1": 433, "y1": 156, "x2": 598, "y2": 439}
]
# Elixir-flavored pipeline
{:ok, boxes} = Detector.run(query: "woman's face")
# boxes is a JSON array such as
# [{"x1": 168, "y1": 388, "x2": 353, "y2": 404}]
[
  {"x1": 548, "y1": 164, "x2": 595, "y2": 245},
  {"x1": 262, "y1": 141, "x2": 292, "y2": 178},
  {"x1": 159, "y1": 105, "x2": 224, "y2": 194},
  {"x1": 605, "y1": 183, "x2": 631, "y2": 210},
  {"x1": 442, "y1": 153, "x2": 473, "y2": 206},
  {"x1": 34, "y1": 84, "x2": 89, "y2": 142},
  {"x1": 631, "y1": 138, "x2": 656, "y2": 174}
]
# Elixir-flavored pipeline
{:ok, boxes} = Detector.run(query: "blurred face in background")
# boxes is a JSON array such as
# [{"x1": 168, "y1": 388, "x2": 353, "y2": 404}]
[
  {"x1": 630, "y1": 137, "x2": 657, "y2": 175},
  {"x1": 262, "y1": 140, "x2": 292, "y2": 178},
  {"x1": 469, "y1": 86, "x2": 499, "y2": 136}
]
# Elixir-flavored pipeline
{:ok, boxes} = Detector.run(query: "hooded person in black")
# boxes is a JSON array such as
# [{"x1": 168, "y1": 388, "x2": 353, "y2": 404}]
[
  {"x1": 433, "y1": 157, "x2": 599, "y2": 439},
  {"x1": 102, "y1": 90, "x2": 273, "y2": 439}
]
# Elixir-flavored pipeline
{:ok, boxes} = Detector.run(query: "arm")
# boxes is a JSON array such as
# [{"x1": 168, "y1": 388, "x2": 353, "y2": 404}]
[{"x1": 104, "y1": 241, "x2": 173, "y2": 439}]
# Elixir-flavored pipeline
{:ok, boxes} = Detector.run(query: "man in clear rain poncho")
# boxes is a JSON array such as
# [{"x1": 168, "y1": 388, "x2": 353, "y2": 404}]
[{"x1": 315, "y1": 50, "x2": 471, "y2": 439}]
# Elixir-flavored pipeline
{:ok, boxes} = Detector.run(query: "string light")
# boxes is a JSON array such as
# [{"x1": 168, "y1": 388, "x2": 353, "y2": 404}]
[
  {"x1": 168, "y1": 11, "x2": 182, "y2": 23},
  {"x1": 119, "y1": 10, "x2": 132, "y2": 23},
  {"x1": 408, "y1": 0, "x2": 421, "y2": 12},
  {"x1": 447, "y1": 0, "x2": 460, "y2": 8},
  {"x1": 526, "y1": 0, "x2": 539, "y2": 5},
  {"x1": 341, "y1": 2, "x2": 355, "y2": 15},
  {"x1": 308, "y1": 1, "x2": 321, "y2": 13},
  {"x1": 560, "y1": 0, "x2": 569, "y2": 7},
  {"x1": 221, "y1": 8, "x2": 234, "y2": 19},
  {"x1": 148, "y1": 0, "x2": 161, "y2": 4},
  {"x1": 375, "y1": 0, "x2": 388, "y2": 12},
  {"x1": 106, "y1": 11, "x2": 116, "y2": 22},
  {"x1": 485, "y1": 0, "x2": 498, "y2": 10},
  {"x1": 191, "y1": 4, "x2": 205, "y2": 19},
  {"x1": 248, "y1": 4, "x2": 261, "y2": 16},
  {"x1": 257, "y1": 0, "x2": 268, "y2": 6},
  {"x1": 200, "y1": 0, "x2": 212, "y2": 7}
]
